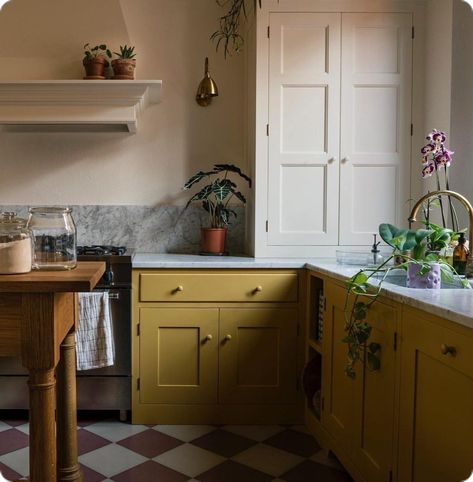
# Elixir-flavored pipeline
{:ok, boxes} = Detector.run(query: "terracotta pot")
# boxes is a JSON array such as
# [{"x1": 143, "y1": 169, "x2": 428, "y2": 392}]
[
  {"x1": 83, "y1": 56, "x2": 109, "y2": 80},
  {"x1": 201, "y1": 228, "x2": 227, "y2": 254},
  {"x1": 111, "y1": 59, "x2": 136, "y2": 80}
]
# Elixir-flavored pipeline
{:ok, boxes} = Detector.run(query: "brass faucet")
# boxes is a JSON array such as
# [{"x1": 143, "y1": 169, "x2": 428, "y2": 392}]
[{"x1": 408, "y1": 190, "x2": 473, "y2": 276}]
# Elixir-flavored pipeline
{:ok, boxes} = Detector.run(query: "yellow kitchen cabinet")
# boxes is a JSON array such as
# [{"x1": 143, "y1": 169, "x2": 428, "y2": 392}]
[
  {"x1": 322, "y1": 281, "x2": 398, "y2": 482},
  {"x1": 219, "y1": 308, "x2": 298, "y2": 404},
  {"x1": 139, "y1": 308, "x2": 218, "y2": 404},
  {"x1": 398, "y1": 308, "x2": 473, "y2": 482},
  {"x1": 132, "y1": 269, "x2": 303, "y2": 424}
]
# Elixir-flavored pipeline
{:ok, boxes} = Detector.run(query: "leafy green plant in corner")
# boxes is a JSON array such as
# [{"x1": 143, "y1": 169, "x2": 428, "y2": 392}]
[
  {"x1": 83, "y1": 43, "x2": 112, "y2": 62},
  {"x1": 183, "y1": 164, "x2": 251, "y2": 228},
  {"x1": 343, "y1": 223, "x2": 470, "y2": 379},
  {"x1": 114, "y1": 45, "x2": 136, "y2": 59}
]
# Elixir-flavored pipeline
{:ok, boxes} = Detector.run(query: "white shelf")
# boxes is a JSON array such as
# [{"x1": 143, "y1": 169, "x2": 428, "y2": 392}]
[{"x1": 0, "y1": 80, "x2": 162, "y2": 133}]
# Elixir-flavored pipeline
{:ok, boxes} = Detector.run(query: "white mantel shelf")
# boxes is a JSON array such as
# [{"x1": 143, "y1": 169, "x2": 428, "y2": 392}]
[{"x1": 0, "y1": 80, "x2": 162, "y2": 133}]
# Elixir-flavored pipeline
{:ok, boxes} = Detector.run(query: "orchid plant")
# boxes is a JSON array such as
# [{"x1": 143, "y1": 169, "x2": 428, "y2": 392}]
[{"x1": 420, "y1": 129, "x2": 459, "y2": 232}]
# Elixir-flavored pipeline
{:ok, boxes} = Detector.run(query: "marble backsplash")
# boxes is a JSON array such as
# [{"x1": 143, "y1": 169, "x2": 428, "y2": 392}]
[{"x1": 0, "y1": 205, "x2": 246, "y2": 254}]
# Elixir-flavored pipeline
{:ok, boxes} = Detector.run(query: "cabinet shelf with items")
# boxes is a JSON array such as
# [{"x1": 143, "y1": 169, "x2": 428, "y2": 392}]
[{"x1": 307, "y1": 273, "x2": 325, "y2": 348}]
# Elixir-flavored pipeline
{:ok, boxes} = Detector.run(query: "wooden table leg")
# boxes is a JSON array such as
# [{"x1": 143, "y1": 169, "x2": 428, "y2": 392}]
[
  {"x1": 28, "y1": 368, "x2": 56, "y2": 482},
  {"x1": 57, "y1": 330, "x2": 82, "y2": 482}
]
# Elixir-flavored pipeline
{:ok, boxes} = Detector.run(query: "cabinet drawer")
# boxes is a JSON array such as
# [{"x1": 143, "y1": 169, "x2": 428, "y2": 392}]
[{"x1": 139, "y1": 272, "x2": 298, "y2": 303}]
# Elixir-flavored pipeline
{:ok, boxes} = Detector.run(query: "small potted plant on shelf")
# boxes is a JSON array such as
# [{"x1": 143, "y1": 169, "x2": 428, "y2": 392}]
[
  {"x1": 183, "y1": 164, "x2": 251, "y2": 255},
  {"x1": 111, "y1": 45, "x2": 137, "y2": 80},
  {"x1": 83, "y1": 43, "x2": 112, "y2": 79},
  {"x1": 343, "y1": 223, "x2": 469, "y2": 379}
]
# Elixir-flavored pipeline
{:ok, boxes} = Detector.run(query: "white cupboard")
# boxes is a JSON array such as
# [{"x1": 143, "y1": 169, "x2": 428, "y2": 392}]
[{"x1": 252, "y1": 3, "x2": 416, "y2": 257}]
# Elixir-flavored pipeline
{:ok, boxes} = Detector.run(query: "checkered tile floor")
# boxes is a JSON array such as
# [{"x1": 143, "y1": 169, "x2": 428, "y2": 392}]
[{"x1": 0, "y1": 412, "x2": 353, "y2": 481}]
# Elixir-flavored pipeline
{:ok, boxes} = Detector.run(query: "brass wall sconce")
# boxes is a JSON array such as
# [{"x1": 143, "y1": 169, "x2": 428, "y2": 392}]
[{"x1": 196, "y1": 57, "x2": 219, "y2": 107}]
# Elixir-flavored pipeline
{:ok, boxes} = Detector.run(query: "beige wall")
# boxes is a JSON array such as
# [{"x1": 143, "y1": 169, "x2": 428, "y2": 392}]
[{"x1": 0, "y1": 0, "x2": 246, "y2": 205}]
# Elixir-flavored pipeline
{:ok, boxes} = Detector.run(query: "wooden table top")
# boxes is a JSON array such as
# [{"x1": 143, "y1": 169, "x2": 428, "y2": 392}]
[{"x1": 0, "y1": 262, "x2": 105, "y2": 293}]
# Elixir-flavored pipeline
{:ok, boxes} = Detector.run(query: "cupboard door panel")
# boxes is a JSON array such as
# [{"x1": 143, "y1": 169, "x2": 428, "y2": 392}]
[
  {"x1": 399, "y1": 312, "x2": 473, "y2": 482},
  {"x1": 267, "y1": 13, "x2": 341, "y2": 246},
  {"x1": 139, "y1": 308, "x2": 218, "y2": 404},
  {"x1": 339, "y1": 13, "x2": 413, "y2": 245},
  {"x1": 219, "y1": 308, "x2": 298, "y2": 403}
]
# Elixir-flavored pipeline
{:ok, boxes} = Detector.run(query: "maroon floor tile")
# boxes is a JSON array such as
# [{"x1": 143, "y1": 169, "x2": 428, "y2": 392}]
[
  {"x1": 281, "y1": 460, "x2": 354, "y2": 482},
  {"x1": 117, "y1": 429, "x2": 183, "y2": 458},
  {"x1": 80, "y1": 463, "x2": 108, "y2": 482},
  {"x1": 191, "y1": 429, "x2": 256, "y2": 457},
  {"x1": 264, "y1": 428, "x2": 320, "y2": 457},
  {"x1": 0, "y1": 461, "x2": 22, "y2": 480},
  {"x1": 112, "y1": 460, "x2": 188, "y2": 482},
  {"x1": 77, "y1": 429, "x2": 111, "y2": 455},
  {"x1": 0, "y1": 428, "x2": 29, "y2": 455},
  {"x1": 197, "y1": 460, "x2": 273, "y2": 482}
]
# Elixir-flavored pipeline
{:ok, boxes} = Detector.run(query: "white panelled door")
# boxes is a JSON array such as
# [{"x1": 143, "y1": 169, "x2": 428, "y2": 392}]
[
  {"x1": 339, "y1": 13, "x2": 413, "y2": 245},
  {"x1": 268, "y1": 13, "x2": 341, "y2": 246}
]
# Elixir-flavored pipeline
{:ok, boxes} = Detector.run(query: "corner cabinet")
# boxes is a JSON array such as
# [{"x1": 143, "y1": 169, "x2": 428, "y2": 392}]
[
  {"x1": 251, "y1": 3, "x2": 417, "y2": 256},
  {"x1": 132, "y1": 269, "x2": 303, "y2": 425}
]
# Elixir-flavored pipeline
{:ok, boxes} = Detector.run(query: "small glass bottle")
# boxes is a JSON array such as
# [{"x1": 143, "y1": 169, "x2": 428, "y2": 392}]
[
  {"x1": 27, "y1": 207, "x2": 77, "y2": 271},
  {"x1": 453, "y1": 233, "x2": 469, "y2": 276},
  {"x1": 0, "y1": 212, "x2": 32, "y2": 274}
]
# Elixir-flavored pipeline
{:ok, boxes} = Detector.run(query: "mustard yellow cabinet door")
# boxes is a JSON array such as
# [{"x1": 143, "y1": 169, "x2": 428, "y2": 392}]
[
  {"x1": 218, "y1": 308, "x2": 298, "y2": 404},
  {"x1": 322, "y1": 283, "x2": 357, "y2": 453},
  {"x1": 399, "y1": 311, "x2": 473, "y2": 482},
  {"x1": 353, "y1": 300, "x2": 398, "y2": 482},
  {"x1": 139, "y1": 308, "x2": 218, "y2": 404}
]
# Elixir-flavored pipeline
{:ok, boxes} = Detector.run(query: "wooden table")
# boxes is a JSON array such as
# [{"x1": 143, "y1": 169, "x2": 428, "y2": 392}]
[{"x1": 0, "y1": 262, "x2": 105, "y2": 482}]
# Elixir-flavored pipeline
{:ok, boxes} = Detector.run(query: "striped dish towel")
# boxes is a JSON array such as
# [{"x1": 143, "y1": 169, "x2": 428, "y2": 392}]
[{"x1": 76, "y1": 292, "x2": 115, "y2": 371}]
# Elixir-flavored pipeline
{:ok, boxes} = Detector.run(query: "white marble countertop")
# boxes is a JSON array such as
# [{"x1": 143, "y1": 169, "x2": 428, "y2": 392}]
[{"x1": 132, "y1": 254, "x2": 473, "y2": 330}]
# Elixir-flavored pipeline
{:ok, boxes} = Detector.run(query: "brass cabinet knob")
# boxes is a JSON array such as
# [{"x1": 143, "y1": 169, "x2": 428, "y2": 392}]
[
  {"x1": 254, "y1": 286, "x2": 263, "y2": 293},
  {"x1": 224, "y1": 334, "x2": 232, "y2": 341},
  {"x1": 174, "y1": 285, "x2": 184, "y2": 293},
  {"x1": 204, "y1": 334, "x2": 213, "y2": 342},
  {"x1": 441, "y1": 344, "x2": 457, "y2": 356}
]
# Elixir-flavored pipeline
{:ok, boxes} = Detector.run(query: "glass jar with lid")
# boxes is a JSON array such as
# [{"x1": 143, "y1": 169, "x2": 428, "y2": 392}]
[
  {"x1": 27, "y1": 207, "x2": 77, "y2": 271},
  {"x1": 0, "y1": 212, "x2": 33, "y2": 274}
]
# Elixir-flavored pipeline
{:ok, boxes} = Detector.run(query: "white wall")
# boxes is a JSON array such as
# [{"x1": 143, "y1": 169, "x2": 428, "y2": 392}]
[{"x1": 0, "y1": 0, "x2": 247, "y2": 206}]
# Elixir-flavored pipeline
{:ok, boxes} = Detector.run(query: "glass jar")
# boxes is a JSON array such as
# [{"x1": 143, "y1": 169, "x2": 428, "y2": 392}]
[
  {"x1": 0, "y1": 212, "x2": 32, "y2": 274},
  {"x1": 27, "y1": 207, "x2": 77, "y2": 271}
]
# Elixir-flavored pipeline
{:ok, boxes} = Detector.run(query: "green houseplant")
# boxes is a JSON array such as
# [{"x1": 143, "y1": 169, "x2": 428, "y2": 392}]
[
  {"x1": 343, "y1": 223, "x2": 469, "y2": 378},
  {"x1": 111, "y1": 45, "x2": 137, "y2": 80},
  {"x1": 183, "y1": 163, "x2": 251, "y2": 254},
  {"x1": 83, "y1": 43, "x2": 112, "y2": 79}
]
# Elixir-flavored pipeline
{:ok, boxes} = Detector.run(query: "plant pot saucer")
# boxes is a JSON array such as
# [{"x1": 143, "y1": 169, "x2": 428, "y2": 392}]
[
  {"x1": 199, "y1": 251, "x2": 229, "y2": 256},
  {"x1": 83, "y1": 75, "x2": 106, "y2": 80}
]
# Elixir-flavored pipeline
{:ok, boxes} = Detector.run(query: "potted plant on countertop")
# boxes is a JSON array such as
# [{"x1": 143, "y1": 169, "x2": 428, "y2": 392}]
[
  {"x1": 83, "y1": 43, "x2": 112, "y2": 79},
  {"x1": 111, "y1": 45, "x2": 137, "y2": 80},
  {"x1": 343, "y1": 223, "x2": 469, "y2": 379},
  {"x1": 183, "y1": 163, "x2": 251, "y2": 255}
]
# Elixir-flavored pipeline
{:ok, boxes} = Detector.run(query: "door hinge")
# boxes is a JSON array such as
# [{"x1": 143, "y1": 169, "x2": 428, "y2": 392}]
[
  {"x1": 393, "y1": 332, "x2": 398, "y2": 351},
  {"x1": 389, "y1": 469, "x2": 393, "y2": 482},
  {"x1": 411, "y1": 124, "x2": 414, "y2": 136},
  {"x1": 265, "y1": 220, "x2": 269, "y2": 232},
  {"x1": 137, "y1": 323, "x2": 140, "y2": 336},
  {"x1": 136, "y1": 378, "x2": 141, "y2": 390},
  {"x1": 266, "y1": 124, "x2": 270, "y2": 136},
  {"x1": 412, "y1": 26, "x2": 415, "y2": 39},
  {"x1": 267, "y1": 25, "x2": 270, "y2": 38}
]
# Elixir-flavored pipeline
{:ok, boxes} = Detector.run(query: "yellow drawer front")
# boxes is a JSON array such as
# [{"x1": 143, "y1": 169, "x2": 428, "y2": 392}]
[{"x1": 139, "y1": 272, "x2": 298, "y2": 303}]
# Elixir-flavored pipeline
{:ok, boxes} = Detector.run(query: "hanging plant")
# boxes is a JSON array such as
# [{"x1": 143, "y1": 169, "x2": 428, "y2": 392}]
[{"x1": 211, "y1": 0, "x2": 262, "y2": 57}]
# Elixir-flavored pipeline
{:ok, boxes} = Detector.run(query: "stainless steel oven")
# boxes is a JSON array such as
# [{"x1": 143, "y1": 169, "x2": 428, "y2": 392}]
[{"x1": 0, "y1": 246, "x2": 132, "y2": 418}]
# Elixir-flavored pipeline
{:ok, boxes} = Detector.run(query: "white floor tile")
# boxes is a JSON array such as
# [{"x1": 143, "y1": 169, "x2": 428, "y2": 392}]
[
  {"x1": 232, "y1": 443, "x2": 303, "y2": 477},
  {"x1": 0, "y1": 447, "x2": 29, "y2": 477},
  {"x1": 154, "y1": 443, "x2": 224, "y2": 478},
  {"x1": 15, "y1": 424, "x2": 29, "y2": 435},
  {"x1": 0, "y1": 422, "x2": 11, "y2": 434},
  {"x1": 81, "y1": 420, "x2": 147, "y2": 442},
  {"x1": 223, "y1": 425, "x2": 284, "y2": 442},
  {"x1": 79, "y1": 444, "x2": 147, "y2": 477},
  {"x1": 153, "y1": 424, "x2": 216, "y2": 442}
]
